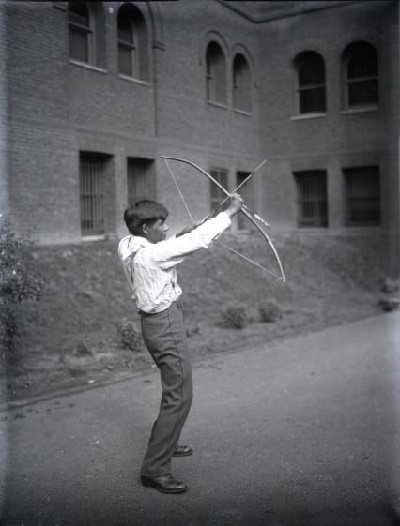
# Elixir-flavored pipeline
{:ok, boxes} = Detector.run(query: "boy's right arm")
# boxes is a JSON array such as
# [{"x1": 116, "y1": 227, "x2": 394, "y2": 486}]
[{"x1": 149, "y1": 194, "x2": 243, "y2": 268}]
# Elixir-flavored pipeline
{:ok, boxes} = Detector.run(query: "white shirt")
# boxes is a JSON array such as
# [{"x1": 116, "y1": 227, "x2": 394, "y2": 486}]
[{"x1": 118, "y1": 212, "x2": 231, "y2": 314}]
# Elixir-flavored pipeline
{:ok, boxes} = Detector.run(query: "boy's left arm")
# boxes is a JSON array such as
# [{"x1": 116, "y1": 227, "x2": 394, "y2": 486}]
[{"x1": 147, "y1": 212, "x2": 232, "y2": 269}]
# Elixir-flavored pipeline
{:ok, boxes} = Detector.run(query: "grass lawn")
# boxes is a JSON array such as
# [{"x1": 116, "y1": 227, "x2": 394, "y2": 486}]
[{"x1": 1, "y1": 231, "x2": 388, "y2": 401}]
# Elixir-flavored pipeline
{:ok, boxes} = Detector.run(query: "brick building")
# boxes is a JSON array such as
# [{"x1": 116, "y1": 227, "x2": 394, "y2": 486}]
[{"x1": 1, "y1": 0, "x2": 399, "y2": 276}]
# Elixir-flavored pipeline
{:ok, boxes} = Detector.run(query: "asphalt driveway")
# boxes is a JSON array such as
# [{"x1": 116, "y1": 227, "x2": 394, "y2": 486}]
[{"x1": 1, "y1": 311, "x2": 399, "y2": 526}]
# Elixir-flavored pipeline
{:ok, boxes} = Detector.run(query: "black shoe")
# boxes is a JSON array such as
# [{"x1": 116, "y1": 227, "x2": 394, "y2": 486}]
[
  {"x1": 141, "y1": 474, "x2": 187, "y2": 494},
  {"x1": 173, "y1": 445, "x2": 193, "y2": 457}
]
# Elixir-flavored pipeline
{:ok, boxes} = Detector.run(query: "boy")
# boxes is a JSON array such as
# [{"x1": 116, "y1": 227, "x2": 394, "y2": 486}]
[{"x1": 118, "y1": 194, "x2": 243, "y2": 494}]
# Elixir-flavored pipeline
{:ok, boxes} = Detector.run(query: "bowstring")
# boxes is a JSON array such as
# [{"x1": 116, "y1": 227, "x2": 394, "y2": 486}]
[
  {"x1": 162, "y1": 156, "x2": 284, "y2": 281},
  {"x1": 163, "y1": 157, "x2": 195, "y2": 223}
]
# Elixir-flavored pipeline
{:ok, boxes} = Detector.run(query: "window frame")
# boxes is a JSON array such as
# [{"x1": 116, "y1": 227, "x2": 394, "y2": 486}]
[
  {"x1": 68, "y1": 1, "x2": 95, "y2": 66},
  {"x1": 294, "y1": 51, "x2": 327, "y2": 116},
  {"x1": 344, "y1": 166, "x2": 381, "y2": 227},
  {"x1": 80, "y1": 153, "x2": 105, "y2": 237},
  {"x1": 79, "y1": 152, "x2": 115, "y2": 238},
  {"x1": 342, "y1": 42, "x2": 378, "y2": 110},
  {"x1": 294, "y1": 170, "x2": 329, "y2": 228},
  {"x1": 206, "y1": 41, "x2": 228, "y2": 106},
  {"x1": 232, "y1": 53, "x2": 253, "y2": 114},
  {"x1": 209, "y1": 167, "x2": 228, "y2": 211},
  {"x1": 117, "y1": 4, "x2": 149, "y2": 82},
  {"x1": 236, "y1": 171, "x2": 254, "y2": 232},
  {"x1": 127, "y1": 158, "x2": 153, "y2": 208}
]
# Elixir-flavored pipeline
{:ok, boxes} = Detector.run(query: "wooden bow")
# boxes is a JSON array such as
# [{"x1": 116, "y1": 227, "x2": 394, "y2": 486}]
[{"x1": 162, "y1": 156, "x2": 286, "y2": 283}]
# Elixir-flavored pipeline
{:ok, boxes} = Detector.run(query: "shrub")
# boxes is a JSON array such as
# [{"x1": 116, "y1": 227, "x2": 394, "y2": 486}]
[
  {"x1": 186, "y1": 324, "x2": 201, "y2": 338},
  {"x1": 116, "y1": 319, "x2": 143, "y2": 352},
  {"x1": 258, "y1": 300, "x2": 283, "y2": 323},
  {"x1": 221, "y1": 303, "x2": 249, "y2": 329},
  {"x1": 380, "y1": 277, "x2": 399, "y2": 294},
  {"x1": 0, "y1": 222, "x2": 44, "y2": 353}
]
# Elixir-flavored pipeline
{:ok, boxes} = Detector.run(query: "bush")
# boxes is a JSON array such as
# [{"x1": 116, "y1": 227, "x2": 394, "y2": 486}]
[
  {"x1": 221, "y1": 303, "x2": 249, "y2": 329},
  {"x1": 380, "y1": 277, "x2": 399, "y2": 294},
  {"x1": 186, "y1": 324, "x2": 201, "y2": 338},
  {"x1": 116, "y1": 319, "x2": 143, "y2": 352},
  {"x1": 0, "y1": 222, "x2": 43, "y2": 353},
  {"x1": 258, "y1": 300, "x2": 283, "y2": 323}
]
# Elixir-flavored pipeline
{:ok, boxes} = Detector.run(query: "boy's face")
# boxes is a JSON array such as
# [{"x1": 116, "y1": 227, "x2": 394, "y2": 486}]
[{"x1": 143, "y1": 218, "x2": 169, "y2": 243}]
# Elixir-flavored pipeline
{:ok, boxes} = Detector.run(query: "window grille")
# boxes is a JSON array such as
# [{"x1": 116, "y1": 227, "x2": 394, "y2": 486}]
[
  {"x1": 233, "y1": 54, "x2": 252, "y2": 113},
  {"x1": 343, "y1": 42, "x2": 378, "y2": 108},
  {"x1": 69, "y1": 0, "x2": 93, "y2": 64},
  {"x1": 207, "y1": 42, "x2": 227, "y2": 105},
  {"x1": 344, "y1": 167, "x2": 380, "y2": 227},
  {"x1": 80, "y1": 153, "x2": 106, "y2": 236},
  {"x1": 128, "y1": 159, "x2": 151, "y2": 207},
  {"x1": 295, "y1": 51, "x2": 326, "y2": 114},
  {"x1": 294, "y1": 171, "x2": 328, "y2": 227}
]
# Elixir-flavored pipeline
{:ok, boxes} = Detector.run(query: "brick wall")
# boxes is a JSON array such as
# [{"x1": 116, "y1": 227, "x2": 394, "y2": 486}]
[
  {"x1": 256, "y1": 1, "x2": 395, "y2": 231},
  {"x1": 4, "y1": 0, "x2": 400, "y2": 276}
]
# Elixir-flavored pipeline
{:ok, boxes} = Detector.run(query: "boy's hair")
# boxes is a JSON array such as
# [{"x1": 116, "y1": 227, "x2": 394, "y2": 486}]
[{"x1": 124, "y1": 200, "x2": 169, "y2": 236}]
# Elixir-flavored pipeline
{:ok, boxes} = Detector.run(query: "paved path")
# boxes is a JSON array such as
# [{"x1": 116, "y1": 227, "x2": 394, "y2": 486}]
[{"x1": 1, "y1": 311, "x2": 400, "y2": 526}]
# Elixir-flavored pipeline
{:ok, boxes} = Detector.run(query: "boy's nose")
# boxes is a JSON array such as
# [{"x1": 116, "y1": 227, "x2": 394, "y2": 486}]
[{"x1": 163, "y1": 224, "x2": 169, "y2": 232}]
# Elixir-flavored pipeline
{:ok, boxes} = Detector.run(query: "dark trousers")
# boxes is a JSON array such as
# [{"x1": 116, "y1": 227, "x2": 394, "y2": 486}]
[{"x1": 140, "y1": 302, "x2": 192, "y2": 477}]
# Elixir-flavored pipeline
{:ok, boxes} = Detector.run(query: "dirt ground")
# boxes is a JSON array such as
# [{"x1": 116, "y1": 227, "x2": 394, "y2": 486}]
[{"x1": 0, "y1": 231, "x2": 394, "y2": 402}]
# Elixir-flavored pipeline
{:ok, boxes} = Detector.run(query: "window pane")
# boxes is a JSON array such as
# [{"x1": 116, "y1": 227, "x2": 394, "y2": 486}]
[
  {"x1": 233, "y1": 55, "x2": 252, "y2": 112},
  {"x1": 299, "y1": 86, "x2": 326, "y2": 113},
  {"x1": 345, "y1": 167, "x2": 380, "y2": 227},
  {"x1": 210, "y1": 170, "x2": 227, "y2": 203},
  {"x1": 348, "y1": 80, "x2": 378, "y2": 106},
  {"x1": 69, "y1": 26, "x2": 88, "y2": 63},
  {"x1": 347, "y1": 51, "x2": 377, "y2": 79},
  {"x1": 207, "y1": 43, "x2": 226, "y2": 104},
  {"x1": 118, "y1": 45, "x2": 133, "y2": 76},
  {"x1": 299, "y1": 56, "x2": 324, "y2": 85},
  {"x1": 237, "y1": 172, "x2": 254, "y2": 231},
  {"x1": 128, "y1": 159, "x2": 149, "y2": 207},
  {"x1": 69, "y1": 1, "x2": 89, "y2": 27},
  {"x1": 118, "y1": 20, "x2": 133, "y2": 44},
  {"x1": 295, "y1": 171, "x2": 328, "y2": 227}
]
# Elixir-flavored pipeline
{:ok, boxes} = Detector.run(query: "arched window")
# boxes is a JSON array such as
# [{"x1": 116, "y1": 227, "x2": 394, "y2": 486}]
[
  {"x1": 69, "y1": 0, "x2": 93, "y2": 64},
  {"x1": 342, "y1": 41, "x2": 378, "y2": 108},
  {"x1": 117, "y1": 4, "x2": 149, "y2": 81},
  {"x1": 233, "y1": 53, "x2": 252, "y2": 113},
  {"x1": 206, "y1": 41, "x2": 227, "y2": 105},
  {"x1": 294, "y1": 51, "x2": 326, "y2": 114}
]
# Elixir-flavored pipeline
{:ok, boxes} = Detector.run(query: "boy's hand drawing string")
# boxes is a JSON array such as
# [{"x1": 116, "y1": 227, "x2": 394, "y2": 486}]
[{"x1": 162, "y1": 156, "x2": 286, "y2": 283}]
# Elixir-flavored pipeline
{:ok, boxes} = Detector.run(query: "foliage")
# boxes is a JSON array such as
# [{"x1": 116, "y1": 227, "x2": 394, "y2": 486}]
[
  {"x1": 258, "y1": 300, "x2": 283, "y2": 323},
  {"x1": 0, "y1": 222, "x2": 44, "y2": 353},
  {"x1": 116, "y1": 319, "x2": 143, "y2": 352},
  {"x1": 186, "y1": 324, "x2": 201, "y2": 338},
  {"x1": 380, "y1": 277, "x2": 399, "y2": 294},
  {"x1": 221, "y1": 302, "x2": 249, "y2": 329}
]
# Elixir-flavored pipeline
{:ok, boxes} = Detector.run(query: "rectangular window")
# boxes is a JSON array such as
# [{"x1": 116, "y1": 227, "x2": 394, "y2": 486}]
[
  {"x1": 210, "y1": 168, "x2": 228, "y2": 212},
  {"x1": 294, "y1": 170, "x2": 328, "y2": 227},
  {"x1": 344, "y1": 166, "x2": 380, "y2": 227},
  {"x1": 127, "y1": 158, "x2": 153, "y2": 207},
  {"x1": 80, "y1": 152, "x2": 114, "y2": 236},
  {"x1": 236, "y1": 171, "x2": 254, "y2": 231}
]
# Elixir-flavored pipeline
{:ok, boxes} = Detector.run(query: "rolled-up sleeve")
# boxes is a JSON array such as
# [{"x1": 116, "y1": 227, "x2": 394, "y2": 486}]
[{"x1": 147, "y1": 212, "x2": 231, "y2": 269}]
